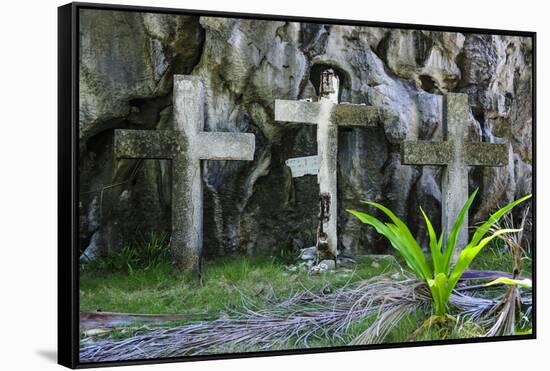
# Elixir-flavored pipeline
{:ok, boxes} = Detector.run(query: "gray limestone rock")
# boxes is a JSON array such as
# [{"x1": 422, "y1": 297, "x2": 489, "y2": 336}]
[
  {"x1": 78, "y1": 11, "x2": 533, "y2": 262},
  {"x1": 299, "y1": 246, "x2": 317, "y2": 261},
  {"x1": 319, "y1": 259, "x2": 336, "y2": 270}
]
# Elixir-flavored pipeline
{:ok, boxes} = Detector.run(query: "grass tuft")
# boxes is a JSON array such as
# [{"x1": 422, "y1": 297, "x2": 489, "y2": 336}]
[{"x1": 80, "y1": 255, "x2": 399, "y2": 315}]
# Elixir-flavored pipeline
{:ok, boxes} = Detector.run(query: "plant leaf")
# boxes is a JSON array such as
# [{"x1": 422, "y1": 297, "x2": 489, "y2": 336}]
[
  {"x1": 428, "y1": 273, "x2": 448, "y2": 316},
  {"x1": 448, "y1": 228, "x2": 522, "y2": 290},
  {"x1": 485, "y1": 277, "x2": 532, "y2": 288},
  {"x1": 360, "y1": 201, "x2": 431, "y2": 278},
  {"x1": 347, "y1": 209, "x2": 428, "y2": 279},
  {"x1": 469, "y1": 194, "x2": 532, "y2": 248},
  {"x1": 421, "y1": 207, "x2": 442, "y2": 275},
  {"x1": 442, "y1": 189, "x2": 478, "y2": 274},
  {"x1": 385, "y1": 223, "x2": 427, "y2": 278},
  {"x1": 515, "y1": 329, "x2": 533, "y2": 335}
]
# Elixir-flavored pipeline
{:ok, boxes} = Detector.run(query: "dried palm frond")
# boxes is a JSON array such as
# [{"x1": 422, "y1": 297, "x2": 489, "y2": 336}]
[
  {"x1": 80, "y1": 274, "x2": 426, "y2": 362},
  {"x1": 80, "y1": 269, "x2": 532, "y2": 363},
  {"x1": 482, "y1": 207, "x2": 532, "y2": 336},
  {"x1": 488, "y1": 206, "x2": 530, "y2": 262},
  {"x1": 483, "y1": 286, "x2": 520, "y2": 336}
]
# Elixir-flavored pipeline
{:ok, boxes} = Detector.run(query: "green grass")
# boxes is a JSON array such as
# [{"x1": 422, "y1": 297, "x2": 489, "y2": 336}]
[
  {"x1": 80, "y1": 244, "x2": 532, "y2": 317},
  {"x1": 80, "y1": 255, "x2": 399, "y2": 315},
  {"x1": 80, "y1": 241, "x2": 531, "y2": 347},
  {"x1": 383, "y1": 310, "x2": 486, "y2": 343},
  {"x1": 469, "y1": 242, "x2": 532, "y2": 277}
]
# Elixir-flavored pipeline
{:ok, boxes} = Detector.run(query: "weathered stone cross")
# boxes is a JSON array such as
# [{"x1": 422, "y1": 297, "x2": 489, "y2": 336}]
[
  {"x1": 114, "y1": 75, "x2": 255, "y2": 274},
  {"x1": 401, "y1": 93, "x2": 508, "y2": 252},
  {"x1": 275, "y1": 69, "x2": 397, "y2": 259}
]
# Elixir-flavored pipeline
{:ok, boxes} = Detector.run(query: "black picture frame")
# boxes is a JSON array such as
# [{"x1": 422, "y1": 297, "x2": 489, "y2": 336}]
[{"x1": 58, "y1": 2, "x2": 537, "y2": 368}]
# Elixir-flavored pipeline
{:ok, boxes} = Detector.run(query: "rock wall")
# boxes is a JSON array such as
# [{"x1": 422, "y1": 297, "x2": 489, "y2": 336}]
[{"x1": 78, "y1": 9, "x2": 533, "y2": 260}]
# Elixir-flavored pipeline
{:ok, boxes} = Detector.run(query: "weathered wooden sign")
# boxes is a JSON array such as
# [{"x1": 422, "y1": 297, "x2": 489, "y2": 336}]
[{"x1": 285, "y1": 155, "x2": 320, "y2": 177}]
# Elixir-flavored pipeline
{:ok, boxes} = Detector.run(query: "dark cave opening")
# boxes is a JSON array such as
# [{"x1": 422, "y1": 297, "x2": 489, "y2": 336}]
[
  {"x1": 308, "y1": 63, "x2": 351, "y2": 102},
  {"x1": 419, "y1": 74, "x2": 437, "y2": 93}
]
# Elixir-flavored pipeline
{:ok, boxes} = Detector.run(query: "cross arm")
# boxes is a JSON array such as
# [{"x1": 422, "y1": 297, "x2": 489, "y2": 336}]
[
  {"x1": 465, "y1": 143, "x2": 508, "y2": 166},
  {"x1": 401, "y1": 141, "x2": 452, "y2": 165},
  {"x1": 275, "y1": 99, "x2": 395, "y2": 128},
  {"x1": 195, "y1": 132, "x2": 255, "y2": 161},
  {"x1": 332, "y1": 105, "x2": 396, "y2": 128},
  {"x1": 114, "y1": 129, "x2": 177, "y2": 159},
  {"x1": 274, "y1": 100, "x2": 320, "y2": 124}
]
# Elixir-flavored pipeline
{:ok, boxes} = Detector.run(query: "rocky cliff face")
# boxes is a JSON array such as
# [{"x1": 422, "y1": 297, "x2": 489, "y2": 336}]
[{"x1": 78, "y1": 9, "x2": 533, "y2": 260}]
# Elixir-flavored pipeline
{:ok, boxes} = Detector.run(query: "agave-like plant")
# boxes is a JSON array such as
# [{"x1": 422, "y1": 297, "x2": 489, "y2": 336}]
[{"x1": 347, "y1": 190, "x2": 532, "y2": 317}]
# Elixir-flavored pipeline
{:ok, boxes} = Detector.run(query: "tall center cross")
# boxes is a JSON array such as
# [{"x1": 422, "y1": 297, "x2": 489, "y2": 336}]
[
  {"x1": 401, "y1": 93, "x2": 508, "y2": 252},
  {"x1": 275, "y1": 69, "x2": 397, "y2": 259},
  {"x1": 114, "y1": 75, "x2": 255, "y2": 274}
]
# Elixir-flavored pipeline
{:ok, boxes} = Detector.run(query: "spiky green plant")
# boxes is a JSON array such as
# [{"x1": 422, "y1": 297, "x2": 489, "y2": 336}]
[{"x1": 347, "y1": 190, "x2": 532, "y2": 316}]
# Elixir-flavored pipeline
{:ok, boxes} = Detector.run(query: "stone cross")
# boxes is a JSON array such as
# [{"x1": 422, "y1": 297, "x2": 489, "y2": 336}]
[
  {"x1": 114, "y1": 75, "x2": 255, "y2": 274},
  {"x1": 401, "y1": 93, "x2": 508, "y2": 252},
  {"x1": 275, "y1": 69, "x2": 397, "y2": 259}
]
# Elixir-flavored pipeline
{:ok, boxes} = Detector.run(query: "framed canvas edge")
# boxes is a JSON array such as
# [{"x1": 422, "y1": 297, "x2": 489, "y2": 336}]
[
  {"x1": 57, "y1": 2, "x2": 537, "y2": 369},
  {"x1": 71, "y1": 1, "x2": 536, "y2": 36},
  {"x1": 58, "y1": 2, "x2": 79, "y2": 369}
]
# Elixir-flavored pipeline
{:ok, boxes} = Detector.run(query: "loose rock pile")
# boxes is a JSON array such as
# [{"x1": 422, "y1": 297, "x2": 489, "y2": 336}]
[{"x1": 284, "y1": 246, "x2": 357, "y2": 274}]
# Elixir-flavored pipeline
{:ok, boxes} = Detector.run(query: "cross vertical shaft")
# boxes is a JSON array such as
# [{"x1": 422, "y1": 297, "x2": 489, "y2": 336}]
[
  {"x1": 441, "y1": 94, "x2": 469, "y2": 250},
  {"x1": 317, "y1": 70, "x2": 340, "y2": 258},
  {"x1": 275, "y1": 69, "x2": 397, "y2": 259},
  {"x1": 171, "y1": 76, "x2": 204, "y2": 273}
]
